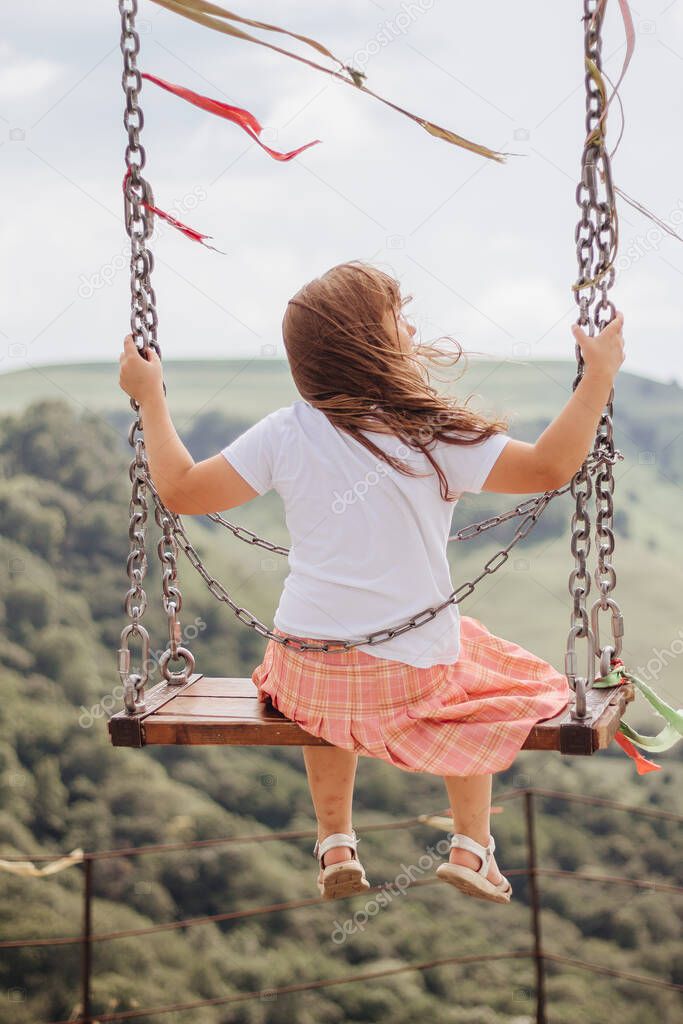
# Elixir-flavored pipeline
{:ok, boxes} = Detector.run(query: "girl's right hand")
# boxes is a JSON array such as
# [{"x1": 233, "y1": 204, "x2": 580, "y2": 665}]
[{"x1": 571, "y1": 311, "x2": 625, "y2": 380}]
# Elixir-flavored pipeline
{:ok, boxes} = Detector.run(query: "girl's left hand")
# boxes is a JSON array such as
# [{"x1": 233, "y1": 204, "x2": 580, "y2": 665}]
[{"x1": 118, "y1": 334, "x2": 164, "y2": 403}]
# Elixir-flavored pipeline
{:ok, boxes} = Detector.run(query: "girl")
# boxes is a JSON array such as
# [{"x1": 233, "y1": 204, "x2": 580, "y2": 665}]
[{"x1": 119, "y1": 260, "x2": 625, "y2": 906}]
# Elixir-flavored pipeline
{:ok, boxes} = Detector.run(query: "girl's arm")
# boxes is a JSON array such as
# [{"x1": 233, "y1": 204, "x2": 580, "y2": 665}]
[
  {"x1": 483, "y1": 313, "x2": 625, "y2": 495},
  {"x1": 118, "y1": 335, "x2": 258, "y2": 514}
]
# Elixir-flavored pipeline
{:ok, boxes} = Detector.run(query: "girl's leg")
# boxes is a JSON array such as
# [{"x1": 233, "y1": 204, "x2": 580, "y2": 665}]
[
  {"x1": 303, "y1": 746, "x2": 358, "y2": 866},
  {"x1": 441, "y1": 772, "x2": 503, "y2": 885}
]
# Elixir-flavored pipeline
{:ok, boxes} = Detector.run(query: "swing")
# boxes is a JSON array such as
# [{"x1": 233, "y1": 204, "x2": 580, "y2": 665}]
[{"x1": 109, "y1": 0, "x2": 668, "y2": 764}]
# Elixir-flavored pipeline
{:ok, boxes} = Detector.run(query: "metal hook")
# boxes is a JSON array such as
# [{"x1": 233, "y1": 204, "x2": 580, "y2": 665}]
[{"x1": 565, "y1": 623, "x2": 596, "y2": 721}]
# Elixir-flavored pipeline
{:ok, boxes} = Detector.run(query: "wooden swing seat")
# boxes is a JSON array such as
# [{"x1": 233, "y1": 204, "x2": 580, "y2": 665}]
[{"x1": 108, "y1": 673, "x2": 635, "y2": 754}]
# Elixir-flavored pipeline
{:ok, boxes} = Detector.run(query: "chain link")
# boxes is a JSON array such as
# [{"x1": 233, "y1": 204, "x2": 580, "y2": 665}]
[
  {"x1": 205, "y1": 512, "x2": 290, "y2": 555},
  {"x1": 155, "y1": 502, "x2": 195, "y2": 684},
  {"x1": 567, "y1": 0, "x2": 623, "y2": 719}
]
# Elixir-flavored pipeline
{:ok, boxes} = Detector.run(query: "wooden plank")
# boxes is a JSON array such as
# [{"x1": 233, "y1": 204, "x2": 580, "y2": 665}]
[
  {"x1": 108, "y1": 673, "x2": 206, "y2": 747},
  {"x1": 144, "y1": 716, "x2": 331, "y2": 746},
  {"x1": 522, "y1": 681, "x2": 634, "y2": 754},
  {"x1": 108, "y1": 673, "x2": 331, "y2": 747},
  {"x1": 592, "y1": 682, "x2": 635, "y2": 751},
  {"x1": 180, "y1": 677, "x2": 260, "y2": 698},
  {"x1": 149, "y1": 696, "x2": 282, "y2": 719},
  {"x1": 109, "y1": 674, "x2": 634, "y2": 753}
]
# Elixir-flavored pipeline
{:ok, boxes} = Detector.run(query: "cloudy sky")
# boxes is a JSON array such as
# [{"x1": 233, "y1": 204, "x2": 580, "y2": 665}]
[{"x1": 2, "y1": 0, "x2": 682, "y2": 383}]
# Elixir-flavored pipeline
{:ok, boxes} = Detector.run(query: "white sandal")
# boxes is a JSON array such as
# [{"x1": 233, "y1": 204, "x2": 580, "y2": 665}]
[
  {"x1": 435, "y1": 833, "x2": 512, "y2": 904},
  {"x1": 313, "y1": 829, "x2": 371, "y2": 900}
]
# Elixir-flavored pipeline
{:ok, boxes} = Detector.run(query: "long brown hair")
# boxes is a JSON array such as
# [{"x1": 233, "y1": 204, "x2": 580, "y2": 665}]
[{"x1": 281, "y1": 259, "x2": 509, "y2": 500}]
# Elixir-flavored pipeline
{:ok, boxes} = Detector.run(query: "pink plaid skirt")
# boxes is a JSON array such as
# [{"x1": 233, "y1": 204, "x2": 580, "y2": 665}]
[{"x1": 252, "y1": 615, "x2": 572, "y2": 775}]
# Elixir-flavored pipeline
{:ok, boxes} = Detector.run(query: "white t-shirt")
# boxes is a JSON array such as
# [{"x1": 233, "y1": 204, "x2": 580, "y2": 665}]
[{"x1": 221, "y1": 401, "x2": 511, "y2": 668}]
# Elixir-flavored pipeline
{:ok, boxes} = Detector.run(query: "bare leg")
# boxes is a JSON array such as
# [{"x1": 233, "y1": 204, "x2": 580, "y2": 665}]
[
  {"x1": 303, "y1": 746, "x2": 358, "y2": 866},
  {"x1": 441, "y1": 773, "x2": 503, "y2": 885}
]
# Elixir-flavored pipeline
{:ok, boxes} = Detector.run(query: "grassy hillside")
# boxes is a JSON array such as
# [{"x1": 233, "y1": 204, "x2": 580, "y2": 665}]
[
  {"x1": 5, "y1": 355, "x2": 683, "y2": 424},
  {"x1": 1, "y1": 359, "x2": 301, "y2": 421},
  {"x1": 6, "y1": 356, "x2": 683, "y2": 556},
  {"x1": 1, "y1": 363, "x2": 681, "y2": 1023}
]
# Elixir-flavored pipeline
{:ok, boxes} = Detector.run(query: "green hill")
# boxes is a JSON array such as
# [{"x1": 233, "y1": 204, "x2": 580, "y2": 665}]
[{"x1": 4, "y1": 355, "x2": 682, "y2": 424}]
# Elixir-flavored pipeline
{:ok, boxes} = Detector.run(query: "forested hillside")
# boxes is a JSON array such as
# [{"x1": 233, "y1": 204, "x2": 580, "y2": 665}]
[{"x1": 0, "y1": 364, "x2": 681, "y2": 1023}]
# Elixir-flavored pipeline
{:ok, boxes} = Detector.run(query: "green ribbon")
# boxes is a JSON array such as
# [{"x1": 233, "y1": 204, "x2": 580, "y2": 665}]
[{"x1": 594, "y1": 664, "x2": 683, "y2": 753}]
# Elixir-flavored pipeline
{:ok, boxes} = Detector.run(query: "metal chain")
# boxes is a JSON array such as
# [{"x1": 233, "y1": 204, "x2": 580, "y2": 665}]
[
  {"x1": 117, "y1": 0, "x2": 192, "y2": 714},
  {"x1": 567, "y1": 0, "x2": 623, "y2": 719},
  {"x1": 206, "y1": 499, "x2": 550, "y2": 552},
  {"x1": 207, "y1": 447, "x2": 619, "y2": 552},
  {"x1": 209, "y1": 487, "x2": 568, "y2": 551},
  {"x1": 120, "y1": 0, "x2": 157, "y2": 356},
  {"x1": 117, "y1": 420, "x2": 151, "y2": 714},
  {"x1": 590, "y1": 125, "x2": 623, "y2": 680},
  {"x1": 205, "y1": 512, "x2": 290, "y2": 555},
  {"x1": 155, "y1": 503, "x2": 196, "y2": 684},
  {"x1": 138, "y1": 450, "x2": 620, "y2": 654},
  {"x1": 158, "y1": 479, "x2": 556, "y2": 652}
]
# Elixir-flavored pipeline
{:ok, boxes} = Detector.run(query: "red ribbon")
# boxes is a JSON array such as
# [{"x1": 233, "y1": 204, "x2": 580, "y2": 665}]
[
  {"x1": 122, "y1": 168, "x2": 222, "y2": 251},
  {"x1": 120, "y1": 73, "x2": 319, "y2": 250},
  {"x1": 605, "y1": 659, "x2": 662, "y2": 774},
  {"x1": 141, "y1": 71, "x2": 321, "y2": 161},
  {"x1": 612, "y1": 731, "x2": 662, "y2": 775},
  {"x1": 143, "y1": 197, "x2": 222, "y2": 250}
]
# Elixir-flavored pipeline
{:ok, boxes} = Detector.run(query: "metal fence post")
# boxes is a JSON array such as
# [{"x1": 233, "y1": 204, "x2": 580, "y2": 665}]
[
  {"x1": 81, "y1": 854, "x2": 93, "y2": 1023},
  {"x1": 524, "y1": 790, "x2": 546, "y2": 1024}
]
